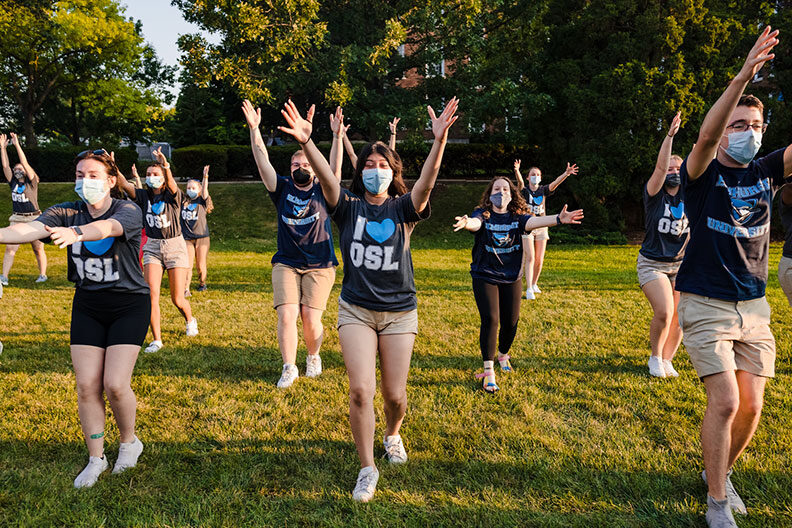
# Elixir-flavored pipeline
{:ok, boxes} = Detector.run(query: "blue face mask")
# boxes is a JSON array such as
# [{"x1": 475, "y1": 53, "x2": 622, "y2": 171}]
[
  {"x1": 490, "y1": 192, "x2": 511, "y2": 209},
  {"x1": 186, "y1": 189, "x2": 199, "y2": 200},
  {"x1": 362, "y1": 168, "x2": 393, "y2": 195},
  {"x1": 723, "y1": 129, "x2": 762, "y2": 165}
]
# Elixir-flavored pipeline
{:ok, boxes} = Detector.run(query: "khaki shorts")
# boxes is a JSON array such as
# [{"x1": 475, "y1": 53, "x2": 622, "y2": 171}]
[
  {"x1": 677, "y1": 292, "x2": 775, "y2": 378},
  {"x1": 778, "y1": 256, "x2": 792, "y2": 307},
  {"x1": 523, "y1": 227, "x2": 549, "y2": 242},
  {"x1": 637, "y1": 253, "x2": 682, "y2": 287},
  {"x1": 337, "y1": 297, "x2": 418, "y2": 335},
  {"x1": 272, "y1": 263, "x2": 335, "y2": 310},
  {"x1": 142, "y1": 236, "x2": 190, "y2": 269},
  {"x1": 9, "y1": 212, "x2": 40, "y2": 225}
]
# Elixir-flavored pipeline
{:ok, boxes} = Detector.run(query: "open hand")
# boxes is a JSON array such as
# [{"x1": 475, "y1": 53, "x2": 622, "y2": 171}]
[
  {"x1": 45, "y1": 225, "x2": 80, "y2": 248},
  {"x1": 453, "y1": 215, "x2": 469, "y2": 232},
  {"x1": 9, "y1": 132, "x2": 19, "y2": 146},
  {"x1": 329, "y1": 106, "x2": 345, "y2": 136},
  {"x1": 514, "y1": 159, "x2": 521, "y2": 171},
  {"x1": 738, "y1": 26, "x2": 779, "y2": 82},
  {"x1": 668, "y1": 112, "x2": 682, "y2": 137},
  {"x1": 558, "y1": 204, "x2": 584, "y2": 225},
  {"x1": 241, "y1": 99, "x2": 262, "y2": 129},
  {"x1": 278, "y1": 99, "x2": 315, "y2": 145},
  {"x1": 389, "y1": 117, "x2": 400, "y2": 135},
  {"x1": 565, "y1": 163, "x2": 579, "y2": 177},
  {"x1": 429, "y1": 97, "x2": 460, "y2": 140},
  {"x1": 152, "y1": 146, "x2": 167, "y2": 165},
  {"x1": 203, "y1": 165, "x2": 210, "y2": 178}
]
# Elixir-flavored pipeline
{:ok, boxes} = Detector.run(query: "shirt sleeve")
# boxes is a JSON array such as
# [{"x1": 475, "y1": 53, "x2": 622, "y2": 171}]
[
  {"x1": 471, "y1": 208, "x2": 485, "y2": 220},
  {"x1": 757, "y1": 148, "x2": 786, "y2": 187},
  {"x1": 133, "y1": 188, "x2": 149, "y2": 211},
  {"x1": 330, "y1": 188, "x2": 352, "y2": 222},
  {"x1": 110, "y1": 201, "x2": 144, "y2": 241},
  {"x1": 36, "y1": 202, "x2": 74, "y2": 228},
  {"x1": 268, "y1": 176, "x2": 287, "y2": 205},
  {"x1": 397, "y1": 192, "x2": 430, "y2": 223},
  {"x1": 204, "y1": 195, "x2": 214, "y2": 212},
  {"x1": 518, "y1": 214, "x2": 532, "y2": 232},
  {"x1": 541, "y1": 184, "x2": 554, "y2": 196},
  {"x1": 680, "y1": 156, "x2": 713, "y2": 191}
]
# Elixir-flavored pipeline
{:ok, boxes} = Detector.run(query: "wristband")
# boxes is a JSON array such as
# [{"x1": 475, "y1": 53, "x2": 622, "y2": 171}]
[
  {"x1": 298, "y1": 137, "x2": 310, "y2": 146},
  {"x1": 556, "y1": 215, "x2": 562, "y2": 225},
  {"x1": 161, "y1": 163, "x2": 170, "y2": 170},
  {"x1": 71, "y1": 226, "x2": 84, "y2": 242}
]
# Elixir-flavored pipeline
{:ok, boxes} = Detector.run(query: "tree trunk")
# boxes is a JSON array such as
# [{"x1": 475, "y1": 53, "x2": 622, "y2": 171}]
[{"x1": 23, "y1": 110, "x2": 37, "y2": 148}]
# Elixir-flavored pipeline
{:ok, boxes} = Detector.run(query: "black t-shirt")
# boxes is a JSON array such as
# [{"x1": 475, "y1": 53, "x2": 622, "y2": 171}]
[
  {"x1": 133, "y1": 187, "x2": 183, "y2": 239},
  {"x1": 781, "y1": 193, "x2": 792, "y2": 259},
  {"x1": 269, "y1": 176, "x2": 337, "y2": 269},
  {"x1": 677, "y1": 148, "x2": 787, "y2": 301},
  {"x1": 469, "y1": 208, "x2": 531, "y2": 283},
  {"x1": 520, "y1": 184, "x2": 553, "y2": 216},
  {"x1": 8, "y1": 176, "x2": 39, "y2": 214},
  {"x1": 181, "y1": 195, "x2": 212, "y2": 240},
  {"x1": 37, "y1": 200, "x2": 149, "y2": 293},
  {"x1": 639, "y1": 184, "x2": 689, "y2": 262},
  {"x1": 332, "y1": 190, "x2": 429, "y2": 311}
]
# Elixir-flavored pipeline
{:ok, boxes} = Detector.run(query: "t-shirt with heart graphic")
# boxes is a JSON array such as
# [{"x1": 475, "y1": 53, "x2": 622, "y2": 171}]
[
  {"x1": 133, "y1": 187, "x2": 183, "y2": 239},
  {"x1": 181, "y1": 195, "x2": 213, "y2": 240},
  {"x1": 36, "y1": 199, "x2": 149, "y2": 293},
  {"x1": 677, "y1": 148, "x2": 787, "y2": 301},
  {"x1": 268, "y1": 176, "x2": 338, "y2": 269},
  {"x1": 8, "y1": 176, "x2": 39, "y2": 214},
  {"x1": 520, "y1": 184, "x2": 553, "y2": 216},
  {"x1": 469, "y1": 208, "x2": 531, "y2": 283},
  {"x1": 332, "y1": 190, "x2": 430, "y2": 311},
  {"x1": 639, "y1": 184, "x2": 689, "y2": 262}
]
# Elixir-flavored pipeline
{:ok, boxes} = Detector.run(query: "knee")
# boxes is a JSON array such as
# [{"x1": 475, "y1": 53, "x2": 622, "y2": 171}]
[
  {"x1": 383, "y1": 387, "x2": 406, "y2": 409},
  {"x1": 103, "y1": 377, "x2": 131, "y2": 401},
  {"x1": 709, "y1": 395, "x2": 740, "y2": 421},
  {"x1": 278, "y1": 306, "x2": 299, "y2": 326},
  {"x1": 739, "y1": 395, "x2": 764, "y2": 419},
  {"x1": 300, "y1": 307, "x2": 322, "y2": 329},
  {"x1": 76, "y1": 379, "x2": 103, "y2": 400},
  {"x1": 5, "y1": 246, "x2": 17, "y2": 256},
  {"x1": 349, "y1": 385, "x2": 374, "y2": 409},
  {"x1": 654, "y1": 309, "x2": 673, "y2": 326}
]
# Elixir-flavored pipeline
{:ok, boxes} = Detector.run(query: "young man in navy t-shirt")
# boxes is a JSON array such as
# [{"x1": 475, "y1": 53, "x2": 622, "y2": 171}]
[{"x1": 676, "y1": 27, "x2": 789, "y2": 527}]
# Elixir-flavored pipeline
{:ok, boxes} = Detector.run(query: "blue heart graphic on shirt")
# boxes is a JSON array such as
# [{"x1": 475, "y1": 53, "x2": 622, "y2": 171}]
[
  {"x1": 532, "y1": 195, "x2": 543, "y2": 205},
  {"x1": 83, "y1": 238, "x2": 114, "y2": 256},
  {"x1": 187, "y1": 203, "x2": 198, "y2": 211},
  {"x1": 151, "y1": 201, "x2": 165, "y2": 214},
  {"x1": 14, "y1": 184, "x2": 25, "y2": 193},
  {"x1": 669, "y1": 202, "x2": 685, "y2": 220},
  {"x1": 365, "y1": 218, "x2": 396, "y2": 243}
]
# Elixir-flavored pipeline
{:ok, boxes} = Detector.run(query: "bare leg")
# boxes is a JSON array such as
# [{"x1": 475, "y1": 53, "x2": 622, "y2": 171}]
[
  {"x1": 701, "y1": 371, "x2": 740, "y2": 500},
  {"x1": 167, "y1": 267, "x2": 193, "y2": 321},
  {"x1": 103, "y1": 345, "x2": 141, "y2": 444},
  {"x1": 641, "y1": 276, "x2": 676, "y2": 358},
  {"x1": 378, "y1": 333, "x2": 415, "y2": 437},
  {"x1": 340, "y1": 324, "x2": 378, "y2": 468},
  {"x1": 300, "y1": 305, "x2": 324, "y2": 356},
  {"x1": 185, "y1": 239, "x2": 196, "y2": 292},
  {"x1": 144, "y1": 263, "x2": 164, "y2": 342},
  {"x1": 31, "y1": 239, "x2": 47, "y2": 277},
  {"x1": 3, "y1": 244, "x2": 19, "y2": 278},
  {"x1": 521, "y1": 236, "x2": 534, "y2": 291},
  {"x1": 71, "y1": 345, "x2": 107, "y2": 458},
  {"x1": 727, "y1": 370, "x2": 766, "y2": 468},
  {"x1": 661, "y1": 287, "x2": 683, "y2": 361},
  {"x1": 532, "y1": 238, "x2": 548, "y2": 287},
  {"x1": 277, "y1": 304, "x2": 299, "y2": 365},
  {"x1": 195, "y1": 237, "x2": 210, "y2": 284}
]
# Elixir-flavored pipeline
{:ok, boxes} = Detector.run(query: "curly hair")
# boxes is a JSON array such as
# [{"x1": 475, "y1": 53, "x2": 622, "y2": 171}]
[{"x1": 476, "y1": 177, "x2": 529, "y2": 219}]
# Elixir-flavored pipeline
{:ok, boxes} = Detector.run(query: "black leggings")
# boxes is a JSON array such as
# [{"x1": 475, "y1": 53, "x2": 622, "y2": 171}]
[{"x1": 472, "y1": 278, "x2": 522, "y2": 362}]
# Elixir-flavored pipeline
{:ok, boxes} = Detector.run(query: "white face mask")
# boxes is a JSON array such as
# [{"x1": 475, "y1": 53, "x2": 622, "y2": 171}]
[
  {"x1": 75, "y1": 179, "x2": 109, "y2": 205},
  {"x1": 529, "y1": 175, "x2": 541, "y2": 185},
  {"x1": 146, "y1": 175, "x2": 164, "y2": 189},
  {"x1": 186, "y1": 189, "x2": 199, "y2": 200}
]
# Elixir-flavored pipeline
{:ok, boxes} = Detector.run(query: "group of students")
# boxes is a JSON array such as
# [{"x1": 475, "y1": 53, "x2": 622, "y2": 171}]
[{"x1": 0, "y1": 26, "x2": 788, "y2": 525}]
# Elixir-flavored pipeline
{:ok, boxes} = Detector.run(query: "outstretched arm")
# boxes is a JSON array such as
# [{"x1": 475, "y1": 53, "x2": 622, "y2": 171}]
[
  {"x1": 687, "y1": 27, "x2": 778, "y2": 180},
  {"x1": 0, "y1": 221, "x2": 49, "y2": 244},
  {"x1": 45, "y1": 220, "x2": 125, "y2": 248},
  {"x1": 278, "y1": 100, "x2": 341, "y2": 208},
  {"x1": 513, "y1": 159, "x2": 524, "y2": 191},
  {"x1": 152, "y1": 147, "x2": 177, "y2": 194},
  {"x1": 10, "y1": 133, "x2": 37, "y2": 182},
  {"x1": 329, "y1": 107, "x2": 345, "y2": 182},
  {"x1": 201, "y1": 165, "x2": 210, "y2": 199},
  {"x1": 452, "y1": 214, "x2": 482, "y2": 232},
  {"x1": 342, "y1": 126, "x2": 358, "y2": 168},
  {"x1": 0, "y1": 134, "x2": 11, "y2": 182},
  {"x1": 548, "y1": 162, "x2": 579, "y2": 193},
  {"x1": 131, "y1": 164, "x2": 143, "y2": 189},
  {"x1": 118, "y1": 166, "x2": 138, "y2": 199},
  {"x1": 388, "y1": 117, "x2": 400, "y2": 151},
  {"x1": 412, "y1": 97, "x2": 460, "y2": 213},
  {"x1": 647, "y1": 113, "x2": 682, "y2": 197},
  {"x1": 242, "y1": 99, "x2": 278, "y2": 192},
  {"x1": 525, "y1": 204, "x2": 583, "y2": 231}
]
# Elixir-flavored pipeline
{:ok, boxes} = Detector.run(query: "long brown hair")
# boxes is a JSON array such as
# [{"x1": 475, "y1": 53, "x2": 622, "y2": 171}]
[
  {"x1": 350, "y1": 141, "x2": 408, "y2": 197},
  {"x1": 477, "y1": 177, "x2": 529, "y2": 219},
  {"x1": 74, "y1": 152, "x2": 124, "y2": 199}
]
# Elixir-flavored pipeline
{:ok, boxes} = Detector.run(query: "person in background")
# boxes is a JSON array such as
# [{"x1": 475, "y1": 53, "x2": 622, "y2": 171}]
[{"x1": 181, "y1": 165, "x2": 213, "y2": 296}]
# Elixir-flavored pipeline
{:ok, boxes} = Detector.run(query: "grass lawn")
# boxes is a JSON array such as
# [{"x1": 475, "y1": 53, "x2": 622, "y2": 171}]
[{"x1": 1, "y1": 183, "x2": 791, "y2": 527}]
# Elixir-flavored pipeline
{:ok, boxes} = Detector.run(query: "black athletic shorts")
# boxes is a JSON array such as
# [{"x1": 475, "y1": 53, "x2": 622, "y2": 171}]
[{"x1": 70, "y1": 289, "x2": 151, "y2": 347}]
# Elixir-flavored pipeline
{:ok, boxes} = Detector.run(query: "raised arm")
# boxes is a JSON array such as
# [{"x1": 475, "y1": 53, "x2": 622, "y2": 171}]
[
  {"x1": 452, "y1": 214, "x2": 482, "y2": 232},
  {"x1": 201, "y1": 165, "x2": 210, "y2": 199},
  {"x1": 117, "y1": 167, "x2": 138, "y2": 199},
  {"x1": 329, "y1": 107, "x2": 345, "y2": 182},
  {"x1": 242, "y1": 99, "x2": 278, "y2": 192},
  {"x1": 388, "y1": 117, "x2": 400, "y2": 151},
  {"x1": 513, "y1": 159, "x2": 524, "y2": 191},
  {"x1": 10, "y1": 133, "x2": 37, "y2": 182},
  {"x1": 525, "y1": 204, "x2": 583, "y2": 231},
  {"x1": 152, "y1": 147, "x2": 177, "y2": 194},
  {"x1": 412, "y1": 97, "x2": 460, "y2": 213},
  {"x1": 278, "y1": 100, "x2": 341, "y2": 208},
  {"x1": 342, "y1": 126, "x2": 358, "y2": 168},
  {"x1": 131, "y1": 164, "x2": 143, "y2": 189},
  {"x1": 687, "y1": 27, "x2": 778, "y2": 180},
  {"x1": 0, "y1": 134, "x2": 11, "y2": 182},
  {"x1": 647, "y1": 113, "x2": 682, "y2": 197},
  {"x1": 0, "y1": 221, "x2": 49, "y2": 244},
  {"x1": 548, "y1": 162, "x2": 579, "y2": 193}
]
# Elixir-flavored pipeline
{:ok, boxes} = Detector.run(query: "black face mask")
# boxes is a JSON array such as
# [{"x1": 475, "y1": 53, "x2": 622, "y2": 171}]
[
  {"x1": 665, "y1": 173, "x2": 681, "y2": 187},
  {"x1": 292, "y1": 168, "x2": 312, "y2": 186}
]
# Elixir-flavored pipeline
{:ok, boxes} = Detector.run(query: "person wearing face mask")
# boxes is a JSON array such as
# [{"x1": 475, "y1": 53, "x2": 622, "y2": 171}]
[
  {"x1": 280, "y1": 98, "x2": 457, "y2": 502},
  {"x1": 0, "y1": 132, "x2": 48, "y2": 285},
  {"x1": 181, "y1": 165, "x2": 214, "y2": 297},
  {"x1": 514, "y1": 159, "x2": 578, "y2": 299},
  {"x1": 242, "y1": 99, "x2": 339, "y2": 389},
  {"x1": 675, "y1": 28, "x2": 792, "y2": 528},
  {"x1": 637, "y1": 112, "x2": 689, "y2": 379},
  {"x1": 453, "y1": 178, "x2": 583, "y2": 393},
  {"x1": 0, "y1": 150, "x2": 150, "y2": 488},
  {"x1": 777, "y1": 184, "x2": 792, "y2": 307},
  {"x1": 117, "y1": 148, "x2": 197, "y2": 354}
]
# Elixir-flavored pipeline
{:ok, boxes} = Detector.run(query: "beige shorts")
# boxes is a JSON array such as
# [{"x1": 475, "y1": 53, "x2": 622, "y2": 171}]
[
  {"x1": 677, "y1": 292, "x2": 775, "y2": 379},
  {"x1": 637, "y1": 253, "x2": 682, "y2": 287},
  {"x1": 523, "y1": 226, "x2": 549, "y2": 242},
  {"x1": 9, "y1": 212, "x2": 40, "y2": 225},
  {"x1": 778, "y1": 256, "x2": 792, "y2": 307},
  {"x1": 337, "y1": 297, "x2": 418, "y2": 335},
  {"x1": 272, "y1": 263, "x2": 335, "y2": 310},
  {"x1": 142, "y1": 236, "x2": 190, "y2": 269}
]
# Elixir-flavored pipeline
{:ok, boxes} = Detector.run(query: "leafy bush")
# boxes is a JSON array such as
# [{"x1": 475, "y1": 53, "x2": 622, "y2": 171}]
[{"x1": 4, "y1": 146, "x2": 138, "y2": 182}]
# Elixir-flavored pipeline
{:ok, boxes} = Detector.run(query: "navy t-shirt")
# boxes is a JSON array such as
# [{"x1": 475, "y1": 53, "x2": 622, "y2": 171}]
[
  {"x1": 269, "y1": 176, "x2": 337, "y2": 269},
  {"x1": 9, "y1": 177, "x2": 39, "y2": 214},
  {"x1": 181, "y1": 195, "x2": 212, "y2": 240},
  {"x1": 639, "y1": 184, "x2": 689, "y2": 262},
  {"x1": 133, "y1": 187, "x2": 183, "y2": 239},
  {"x1": 521, "y1": 184, "x2": 553, "y2": 216},
  {"x1": 781, "y1": 193, "x2": 792, "y2": 259},
  {"x1": 676, "y1": 148, "x2": 787, "y2": 301},
  {"x1": 469, "y1": 208, "x2": 531, "y2": 284},
  {"x1": 332, "y1": 190, "x2": 429, "y2": 311}
]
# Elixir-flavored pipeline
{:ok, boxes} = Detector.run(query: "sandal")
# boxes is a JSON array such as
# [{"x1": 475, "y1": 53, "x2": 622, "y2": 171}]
[
  {"x1": 475, "y1": 370, "x2": 499, "y2": 393},
  {"x1": 498, "y1": 354, "x2": 513, "y2": 373}
]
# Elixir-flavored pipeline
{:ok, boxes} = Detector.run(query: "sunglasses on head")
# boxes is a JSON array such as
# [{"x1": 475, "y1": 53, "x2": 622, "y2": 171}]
[{"x1": 76, "y1": 148, "x2": 110, "y2": 159}]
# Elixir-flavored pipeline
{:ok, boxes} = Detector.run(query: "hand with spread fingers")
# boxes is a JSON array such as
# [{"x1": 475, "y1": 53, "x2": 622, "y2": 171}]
[
  {"x1": 558, "y1": 204, "x2": 584, "y2": 225},
  {"x1": 278, "y1": 99, "x2": 315, "y2": 145}
]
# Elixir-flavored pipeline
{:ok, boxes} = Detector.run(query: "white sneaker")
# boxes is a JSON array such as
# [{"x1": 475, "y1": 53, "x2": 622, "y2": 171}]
[
  {"x1": 305, "y1": 354, "x2": 322, "y2": 378},
  {"x1": 184, "y1": 289, "x2": 191, "y2": 298},
  {"x1": 35, "y1": 274, "x2": 48, "y2": 283},
  {"x1": 144, "y1": 340, "x2": 163, "y2": 354},
  {"x1": 73, "y1": 455, "x2": 109, "y2": 488},
  {"x1": 0, "y1": 276, "x2": 8, "y2": 286},
  {"x1": 662, "y1": 359, "x2": 679, "y2": 378},
  {"x1": 352, "y1": 466, "x2": 380, "y2": 502},
  {"x1": 648, "y1": 356, "x2": 666, "y2": 378},
  {"x1": 383, "y1": 434, "x2": 408, "y2": 464},
  {"x1": 532, "y1": 284, "x2": 542, "y2": 294},
  {"x1": 523, "y1": 289, "x2": 535, "y2": 300},
  {"x1": 277, "y1": 364, "x2": 299, "y2": 388},
  {"x1": 186, "y1": 317, "x2": 198, "y2": 337},
  {"x1": 112, "y1": 436, "x2": 143, "y2": 474}
]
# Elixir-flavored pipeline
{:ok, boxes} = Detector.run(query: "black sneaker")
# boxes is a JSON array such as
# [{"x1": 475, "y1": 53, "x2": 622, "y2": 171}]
[{"x1": 197, "y1": 283, "x2": 208, "y2": 292}]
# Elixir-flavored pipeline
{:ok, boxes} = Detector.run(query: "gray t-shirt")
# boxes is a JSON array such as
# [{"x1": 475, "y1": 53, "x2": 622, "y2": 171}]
[
  {"x1": 37, "y1": 200, "x2": 149, "y2": 293},
  {"x1": 133, "y1": 187, "x2": 183, "y2": 239},
  {"x1": 181, "y1": 195, "x2": 212, "y2": 239},
  {"x1": 332, "y1": 190, "x2": 430, "y2": 311},
  {"x1": 639, "y1": 184, "x2": 689, "y2": 262},
  {"x1": 8, "y1": 176, "x2": 39, "y2": 214},
  {"x1": 781, "y1": 194, "x2": 792, "y2": 259}
]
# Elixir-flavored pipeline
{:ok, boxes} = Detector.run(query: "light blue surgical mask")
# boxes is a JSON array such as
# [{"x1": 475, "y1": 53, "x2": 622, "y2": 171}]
[
  {"x1": 362, "y1": 168, "x2": 393, "y2": 195},
  {"x1": 75, "y1": 179, "x2": 109, "y2": 205},
  {"x1": 186, "y1": 189, "x2": 199, "y2": 200},
  {"x1": 723, "y1": 129, "x2": 762, "y2": 165},
  {"x1": 146, "y1": 175, "x2": 164, "y2": 189}
]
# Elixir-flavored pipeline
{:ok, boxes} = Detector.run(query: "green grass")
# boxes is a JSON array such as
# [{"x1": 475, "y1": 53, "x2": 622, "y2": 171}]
[{"x1": 1, "y1": 184, "x2": 791, "y2": 527}]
